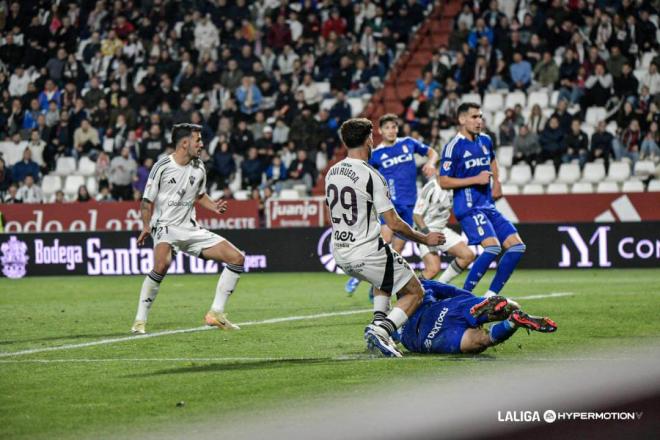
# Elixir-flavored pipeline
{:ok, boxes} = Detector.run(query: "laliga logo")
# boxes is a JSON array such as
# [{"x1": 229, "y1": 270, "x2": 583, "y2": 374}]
[
  {"x1": 317, "y1": 228, "x2": 344, "y2": 274},
  {"x1": 1, "y1": 236, "x2": 29, "y2": 279}
]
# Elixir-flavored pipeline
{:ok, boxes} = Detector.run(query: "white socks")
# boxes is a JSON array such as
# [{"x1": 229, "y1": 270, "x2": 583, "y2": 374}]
[
  {"x1": 438, "y1": 260, "x2": 464, "y2": 283},
  {"x1": 211, "y1": 265, "x2": 243, "y2": 312},
  {"x1": 373, "y1": 294, "x2": 391, "y2": 322},
  {"x1": 135, "y1": 271, "x2": 163, "y2": 321},
  {"x1": 386, "y1": 307, "x2": 409, "y2": 329}
]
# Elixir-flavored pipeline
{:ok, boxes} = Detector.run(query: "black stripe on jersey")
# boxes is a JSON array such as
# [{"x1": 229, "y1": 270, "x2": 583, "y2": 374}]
[
  {"x1": 148, "y1": 157, "x2": 171, "y2": 180},
  {"x1": 364, "y1": 162, "x2": 388, "y2": 188},
  {"x1": 365, "y1": 174, "x2": 373, "y2": 236},
  {"x1": 380, "y1": 241, "x2": 395, "y2": 294}
]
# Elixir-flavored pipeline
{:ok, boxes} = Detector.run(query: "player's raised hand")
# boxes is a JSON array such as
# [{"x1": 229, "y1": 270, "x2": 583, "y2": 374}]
[
  {"x1": 474, "y1": 170, "x2": 492, "y2": 185},
  {"x1": 425, "y1": 231, "x2": 446, "y2": 246},
  {"x1": 214, "y1": 199, "x2": 228, "y2": 214},
  {"x1": 137, "y1": 228, "x2": 151, "y2": 247},
  {"x1": 422, "y1": 162, "x2": 437, "y2": 177}
]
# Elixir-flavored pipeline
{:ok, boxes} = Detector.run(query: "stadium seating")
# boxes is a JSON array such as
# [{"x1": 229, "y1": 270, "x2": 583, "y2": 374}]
[
  {"x1": 86, "y1": 176, "x2": 98, "y2": 196},
  {"x1": 546, "y1": 183, "x2": 569, "y2": 194},
  {"x1": 53, "y1": 157, "x2": 77, "y2": 176},
  {"x1": 596, "y1": 181, "x2": 619, "y2": 193},
  {"x1": 483, "y1": 93, "x2": 504, "y2": 113},
  {"x1": 40, "y1": 175, "x2": 62, "y2": 197},
  {"x1": 585, "y1": 107, "x2": 607, "y2": 127},
  {"x1": 621, "y1": 181, "x2": 645, "y2": 192},
  {"x1": 522, "y1": 183, "x2": 544, "y2": 194},
  {"x1": 527, "y1": 90, "x2": 549, "y2": 110},
  {"x1": 504, "y1": 91, "x2": 526, "y2": 109},
  {"x1": 532, "y1": 163, "x2": 556, "y2": 185},
  {"x1": 633, "y1": 161, "x2": 656, "y2": 178},
  {"x1": 279, "y1": 189, "x2": 302, "y2": 200},
  {"x1": 63, "y1": 175, "x2": 86, "y2": 197},
  {"x1": 580, "y1": 163, "x2": 606, "y2": 183},
  {"x1": 557, "y1": 163, "x2": 581, "y2": 184},
  {"x1": 571, "y1": 182, "x2": 593, "y2": 193},
  {"x1": 460, "y1": 93, "x2": 482, "y2": 105},
  {"x1": 648, "y1": 180, "x2": 660, "y2": 192},
  {"x1": 605, "y1": 162, "x2": 631, "y2": 182},
  {"x1": 509, "y1": 163, "x2": 532, "y2": 185},
  {"x1": 77, "y1": 157, "x2": 97, "y2": 177},
  {"x1": 501, "y1": 183, "x2": 520, "y2": 195},
  {"x1": 496, "y1": 146, "x2": 514, "y2": 167}
]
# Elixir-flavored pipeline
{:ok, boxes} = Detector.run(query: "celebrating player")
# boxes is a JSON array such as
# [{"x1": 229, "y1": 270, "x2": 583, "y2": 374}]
[
  {"x1": 440, "y1": 103, "x2": 526, "y2": 297},
  {"x1": 131, "y1": 123, "x2": 245, "y2": 334},
  {"x1": 395, "y1": 279, "x2": 557, "y2": 355},
  {"x1": 326, "y1": 118, "x2": 445, "y2": 357},
  {"x1": 345, "y1": 114, "x2": 439, "y2": 294},
  {"x1": 413, "y1": 178, "x2": 475, "y2": 282}
]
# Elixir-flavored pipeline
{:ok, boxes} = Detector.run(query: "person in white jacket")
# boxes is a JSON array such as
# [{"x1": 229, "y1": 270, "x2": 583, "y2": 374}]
[{"x1": 194, "y1": 14, "x2": 219, "y2": 61}]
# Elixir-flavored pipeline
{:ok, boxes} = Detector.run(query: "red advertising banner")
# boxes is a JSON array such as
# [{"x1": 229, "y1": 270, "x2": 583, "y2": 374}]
[
  {"x1": 0, "y1": 200, "x2": 260, "y2": 232},
  {"x1": 265, "y1": 198, "x2": 327, "y2": 228},
  {"x1": 496, "y1": 193, "x2": 660, "y2": 223}
]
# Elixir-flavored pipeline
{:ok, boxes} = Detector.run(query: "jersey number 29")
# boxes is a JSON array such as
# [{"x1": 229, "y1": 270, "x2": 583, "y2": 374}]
[{"x1": 327, "y1": 184, "x2": 357, "y2": 226}]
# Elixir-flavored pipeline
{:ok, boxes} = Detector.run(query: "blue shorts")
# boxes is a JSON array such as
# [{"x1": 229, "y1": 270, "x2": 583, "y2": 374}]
[
  {"x1": 400, "y1": 295, "x2": 483, "y2": 354},
  {"x1": 459, "y1": 207, "x2": 518, "y2": 246},
  {"x1": 379, "y1": 203, "x2": 414, "y2": 227}
]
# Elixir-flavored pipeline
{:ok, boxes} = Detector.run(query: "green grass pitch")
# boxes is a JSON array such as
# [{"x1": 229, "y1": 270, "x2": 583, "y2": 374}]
[{"x1": 1, "y1": 269, "x2": 659, "y2": 439}]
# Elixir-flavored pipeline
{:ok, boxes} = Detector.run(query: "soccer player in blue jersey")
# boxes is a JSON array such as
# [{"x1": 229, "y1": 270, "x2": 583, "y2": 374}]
[
  {"x1": 345, "y1": 114, "x2": 439, "y2": 294},
  {"x1": 439, "y1": 103, "x2": 526, "y2": 297},
  {"x1": 396, "y1": 279, "x2": 557, "y2": 355}
]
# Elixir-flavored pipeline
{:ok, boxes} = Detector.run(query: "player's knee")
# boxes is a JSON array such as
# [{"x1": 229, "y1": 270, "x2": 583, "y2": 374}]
[
  {"x1": 483, "y1": 245, "x2": 502, "y2": 256},
  {"x1": 152, "y1": 262, "x2": 170, "y2": 276},
  {"x1": 230, "y1": 250, "x2": 245, "y2": 268},
  {"x1": 506, "y1": 242, "x2": 526, "y2": 253}
]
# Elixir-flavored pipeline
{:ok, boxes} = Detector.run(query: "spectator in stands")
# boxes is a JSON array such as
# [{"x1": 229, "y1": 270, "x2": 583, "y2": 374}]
[
  {"x1": 3, "y1": 184, "x2": 21, "y2": 203},
  {"x1": 109, "y1": 146, "x2": 137, "y2": 201},
  {"x1": 614, "y1": 119, "x2": 642, "y2": 164},
  {"x1": 54, "y1": 190, "x2": 66, "y2": 203},
  {"x1": 0, "y1": 158, "x2": 12, "y2": 195},
  {"x1": 468, "y1": 18, "x2": 493, "y2": 49},
  {"x1": 639, "y1": 62, "x2": 660, "y2": 96},
  {"x1": 38, "y1": 80, "x2": 61, "y2": 112},
  {"x1": 552, "y1": 99, "x2": 573, "y2": 135},
  {"x1": 509, "y1": 52, "x2": 532, "y2": 91},
  {"x1": 77, "y1": 185, "x2": 91, "y2": 202},
  {"x1": 499, "y1": 109, "x2": 517, "y2": 146},
  {"x1": 139, "y1": 124, "x2": 165, "y2": 162},
  {"x1": 533, "y1": 51, "x2": 559, "y2": 89},
  {"x1": 329, "y1": 91, "x2": 352, "y2": 127},
  {"x1": 17, "y1": 175, "x2": 43, "y2": 203},
  {"x1": 539, "y1": 116, "x2": 565, "y2": 171},
  {"x1": 563, "y1": 119, "x2": 590, "y2": 168},
  {"x1": 558, "y1": 48, "x2": 581, "y2": 104},
  {"x1": 12, "y1": 147, "x2": 40, "y2": 184},
  {"x1": 272, "y1": 118, "x2": 290, "y2": 148},
  {"x1": 9, "y1": 66, "x2": 30, "y2": 98},
  {"x1": 133, "y1": 158, "x2": 153, "y2": 196},
  {"x1": 297, "y1": 73, "x2": 322, "y2": 110},
  {"x1": 614, "y1": 62, "x2": 640, "y2": 103},
  {"x1": 590, "y1": 121, "x2": 615, "y2": 172},
  {"x1": 512, "y1": 125, "x2": 541, "y2": 168},
  {"x1": 417, "y1": 71, "x2": 441, "y2": 99},
  {"x1": 23, "y1": 99, "x2": 43, "y2": 135},
  {"x1": 73, "y1": 119, "x2": 101, "y2": 159},
  {"x1": 265, "y1": 155, "x2": 288, "y2": 190},
  {"x1": 194, "y1": 14, "x2": 220, "y2": 61},
  {"x1": 640, "y1": 121, "x2": 659, "y2": 161},
  {"x1": 583, "y1": 64, "x2": 613, "y2": 108},
  {"x1": 285, "y1": 149, "x2": 317, "y2": 194},
  {"x1": 96, "y1": 186, "x2": 114, "y2": 202},
  {"x1": 241, "y1": 146, "x2": 264, "y2": 189},
  {"x1": 231, "y1": 120, "x2": 255, "y2": 156},
  {"x1": 211, "y1": 141, "x2": 235, "y2": 190},
  {"x1": 488, "y1": 58, "x2": 511, "y2": 91},
  {"x1": 235, "y1": 76, "x2": 262, "y2": 118}
]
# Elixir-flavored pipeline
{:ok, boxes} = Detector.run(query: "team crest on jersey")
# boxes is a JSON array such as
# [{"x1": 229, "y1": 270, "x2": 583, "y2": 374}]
[
  {"x1": 443, "y1": 162, "x2": 451, "y2": 171},
  {"x1": 403, "y1": 145, "x2": 409, "y2": 154},
  {"x1": 189, "y1": 176, "x2": 196, "y2": 186},
  {"x1": 482, "y1": 145, "x2": 488, "y2": 155}
]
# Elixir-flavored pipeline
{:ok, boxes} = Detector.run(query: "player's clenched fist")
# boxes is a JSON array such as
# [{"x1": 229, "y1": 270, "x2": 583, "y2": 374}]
[
  {"x1": 214, "y1": 199, "x2": 228, "y2": 214},
  {"x1": 473, "y1": 170, "x2": 492, "y2": 185},
  {"x1": 425, "y1": 231, "x2": 446, "y2": 246}
]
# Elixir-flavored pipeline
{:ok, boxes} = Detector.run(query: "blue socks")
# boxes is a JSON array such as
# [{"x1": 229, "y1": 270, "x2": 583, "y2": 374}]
[
  {"x1": 463, "y1": 246, "x2": 501, "y2": 291},
  {"x1": 489, "y1": 319, "x2": 517, "y2": 344},
  {"x1": 489, "y1": 244, "x2": 526, "y2": 294}
]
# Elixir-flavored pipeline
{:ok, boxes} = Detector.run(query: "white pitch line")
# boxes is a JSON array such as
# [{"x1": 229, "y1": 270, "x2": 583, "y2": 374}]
[
  {"x1": 512, "y1": 292, "x2": 574, "y2": 300},
  {"x1": 0, "y1": 292, "x2": 574, "y2": 359},
  {"x1": 0, "y1": 309, "x2": 371, "y2": 359}
]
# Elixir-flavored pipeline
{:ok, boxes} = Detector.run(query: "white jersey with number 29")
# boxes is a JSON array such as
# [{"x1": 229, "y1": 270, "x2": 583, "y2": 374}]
[{"x1": 325, "y1": 157, "x2": 394, "y2": 263}]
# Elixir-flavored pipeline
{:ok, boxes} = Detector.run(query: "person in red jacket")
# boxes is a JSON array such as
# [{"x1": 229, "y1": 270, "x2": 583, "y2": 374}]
[{"x1": 322, "y1": 8, "x2": 347, "y2": 39}]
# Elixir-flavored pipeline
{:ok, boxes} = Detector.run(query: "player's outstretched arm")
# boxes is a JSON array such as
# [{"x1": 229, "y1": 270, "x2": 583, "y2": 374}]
[
  {"x1": 439, "y1": 171, "x2": 492, "y2": 190},
  {"x1": 421, "y1": 148, "x2": 440, "y2": 177},
  {"x1": 137, "y1": 198, "x2": 154, "y2": 246},
  {"x1": 381, "y1": 209, "x2": 445, "y2": 246},
  {"x1": 196, "y1": 193, "x2": 228, "y2": 214}
]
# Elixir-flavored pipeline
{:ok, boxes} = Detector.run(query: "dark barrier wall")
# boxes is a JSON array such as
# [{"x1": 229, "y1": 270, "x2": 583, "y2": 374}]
[{"x1": 1, "y1": 223, "x2": 658, "y2": 278}]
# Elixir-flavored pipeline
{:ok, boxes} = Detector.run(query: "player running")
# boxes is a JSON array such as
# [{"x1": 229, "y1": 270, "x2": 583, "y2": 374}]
[
  {"x1": 345, "y1": 114, "x2": 439, "y2": 294},
  {"x1": 413, "y1": 178, "x2": 475, "y2": 282},
  {"x1": 440, "y1": 103, "x2": 526, "y2": 297},
  {"x1": 131, "y1": 123, "x2": 245, "y2": 334},
  {"x1": 396, "y1": 279, "x2": 557, "y2": 355},
  {"x1": 326, "y1": 118, "x2": 445, "y2": 357}
]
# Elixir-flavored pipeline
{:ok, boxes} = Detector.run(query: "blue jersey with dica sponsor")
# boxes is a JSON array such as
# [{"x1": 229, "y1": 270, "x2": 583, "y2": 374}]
[
  {"x1": 369, "y1": 137, "x2": 429, "y2": 206},
  {"x1": 439, "y1": 133, "x2": 495, "y2": 219}
]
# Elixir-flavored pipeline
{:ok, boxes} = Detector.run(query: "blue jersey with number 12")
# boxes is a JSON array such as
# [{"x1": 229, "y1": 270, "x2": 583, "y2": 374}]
[
  {"x1": 439, "y1": 133, "x2": 495, "y2": 219},
  {"x1": 369, "y1": 137, "x2": 429, "y2": 206}
]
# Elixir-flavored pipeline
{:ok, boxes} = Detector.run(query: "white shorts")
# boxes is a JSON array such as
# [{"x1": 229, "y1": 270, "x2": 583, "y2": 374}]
[
  {"x1": 337, "y1": 242, "x2": 415, "y2": 295},
  {"x1": 418, "y1": 227, "x2": 465, "y2": 258},
  {"x1": 153, "y1": 224, "x2": 225, "y2": 257}
]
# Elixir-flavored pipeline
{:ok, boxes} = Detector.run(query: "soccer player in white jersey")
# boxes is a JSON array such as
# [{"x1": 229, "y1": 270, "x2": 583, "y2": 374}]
[
  {"x1": 413, "y1": 179, "x2": 475, "y2": 282},
  {"x1": 131, "y1": 123, "x2": 246, "y2": 334},
  {"x1": 325, "y1": 118, "x2": 445, "y2": 357}
]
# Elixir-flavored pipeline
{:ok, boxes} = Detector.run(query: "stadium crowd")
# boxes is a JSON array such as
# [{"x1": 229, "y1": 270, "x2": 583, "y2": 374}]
[
  {"x1": 406, "y1": 0, "x2": 659, "y2": 178},
  {"x1": 0, "y1": 0, "x2": 432, "y2": 207}
]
